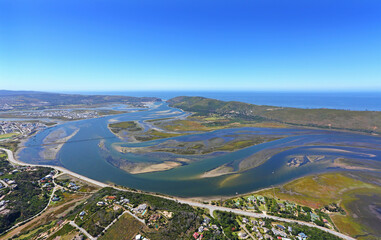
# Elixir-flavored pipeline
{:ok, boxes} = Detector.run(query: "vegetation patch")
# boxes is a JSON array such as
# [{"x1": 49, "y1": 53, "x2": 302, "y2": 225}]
[{"x1": 109, "y1": 121, "x2": 143, "y2": 133}]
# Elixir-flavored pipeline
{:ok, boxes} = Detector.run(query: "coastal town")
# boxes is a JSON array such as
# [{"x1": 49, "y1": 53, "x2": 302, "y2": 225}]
[{"x1": 0, "y1": 109, "x2": 100, "y2": 121}]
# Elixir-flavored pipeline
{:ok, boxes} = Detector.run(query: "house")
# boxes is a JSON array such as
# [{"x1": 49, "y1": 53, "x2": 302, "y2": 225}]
[
  {"x1": 7, "y1": 180, "x2": 16, "y2": 185},
  {"x1": 257, "y1": 196, "x2": 265, "y2": 203},
  {"x1": 79, "y1": 211, "x2": 86, "y2": 216},
  {"x1": 247, "y1": 196, "x2": 256, "y2": 202},
  {"x1": 211, "y1": 224, "x2": 219, "y2": 230},
  {"x1": 135, "y1": 203, "x2": 147, "y2": 213},
  {"x1": 198, "y1": 226, "x2": 204, "y2": 232},
  {"x1": 272, "y1": 228, "x2": 287, "y2": 238},
  {"x1": 52, "y1": 196, "x2": 60, "y2": 201},
  {"x1": 242, "y1": 217, "x2": 249, "y2": 224},
  {"x1": 193, "y1": 232, "x2": 200, "y2": 239},
  {"x1": 238, "y1": 232, "x2": 247, "y2": 238},
  {"x1": 298, "y1": 232, "x2": 307, "y2": 240},
  {"x1": 149, "y1": 214, "x2": 161, "y2": 222},
  {"x1": 203, "y1": 217, "x2": 211, "y2": 225},
  {"x1": 106, "y1": 196, "x2": 116, "y2": 201},
  {"x1": 97, "y1": 201, "x2": 105, "y2": 206},
  {"x1": 277, "y1": 224, "x2": 286, "y2": 230},
  {"x1": 135, "y1": 234, "x2": 142, "y2": 240},
  {"x1": 310, "y1": 213, "x2": 319, "y2": 221}
]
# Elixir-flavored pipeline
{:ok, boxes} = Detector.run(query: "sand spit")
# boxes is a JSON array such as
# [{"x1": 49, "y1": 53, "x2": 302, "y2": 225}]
[
  {"x1": 41, "y1": 129, "x2": 80, "y2": 160},
  {"x1": 125, "y1": 161, "x2": 182, "y2": 174},
  {"x1": 200, "y1": 164, "x2": 234, "y2": 178}
]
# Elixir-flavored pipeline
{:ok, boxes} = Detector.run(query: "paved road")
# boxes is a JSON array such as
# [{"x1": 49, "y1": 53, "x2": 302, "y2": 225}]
[
  {"x1": 174, "y1": 201, "x2": 355, "y2": 240},
  {"x1": 1, "y1": 147, "x2": 355, "y2": 240}
]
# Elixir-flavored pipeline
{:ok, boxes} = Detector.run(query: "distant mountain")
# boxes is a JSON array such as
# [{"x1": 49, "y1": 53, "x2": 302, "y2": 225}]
[
  {"x1": 168, "y1": 96, "x2": 381, "y2": 133},
  {"x1": 0, "y1": 90, "x2": 48, "y2": 96},
  {"x1": 0, "y1": 90, "x2": 161, "y2": 110}
]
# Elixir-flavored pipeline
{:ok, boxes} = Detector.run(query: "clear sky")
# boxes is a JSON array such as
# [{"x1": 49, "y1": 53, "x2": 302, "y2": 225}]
[{"x1": 1, "y1": 0, "x2": 380, "y2": 92}]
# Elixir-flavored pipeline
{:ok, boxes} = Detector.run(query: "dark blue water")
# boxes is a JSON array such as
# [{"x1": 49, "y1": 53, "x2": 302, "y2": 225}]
[{"x1": 65, "y1": 91, "x2": 381, "y2": 111}]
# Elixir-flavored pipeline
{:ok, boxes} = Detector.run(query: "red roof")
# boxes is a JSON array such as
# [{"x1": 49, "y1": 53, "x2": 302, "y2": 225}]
[
  {"x1": 193, "y1": 232, "x2": 200, "y2": 239},
  {"x1": 106, "y1": 196, "x2": 116, "y2": 200}
]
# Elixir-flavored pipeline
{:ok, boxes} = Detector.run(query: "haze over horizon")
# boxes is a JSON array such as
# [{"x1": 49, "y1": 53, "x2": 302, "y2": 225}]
[{"x1": 1, "y1": 0, "x2": 381, "y2": 92}]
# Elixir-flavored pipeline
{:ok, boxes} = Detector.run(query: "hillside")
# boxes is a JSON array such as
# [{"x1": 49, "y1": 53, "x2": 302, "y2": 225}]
[{"x1": 167, "y1": 96, "x2": 381, "y2": 133}]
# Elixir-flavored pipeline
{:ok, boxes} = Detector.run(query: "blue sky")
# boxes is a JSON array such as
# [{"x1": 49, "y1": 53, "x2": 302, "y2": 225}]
[{"x1": 1, "y1": 0, "x2": 380, "y2": 91}]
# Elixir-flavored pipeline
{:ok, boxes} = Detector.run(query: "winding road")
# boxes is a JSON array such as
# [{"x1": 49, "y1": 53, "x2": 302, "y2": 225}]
[{"x1": 0, "y1": 147, "x2": 355, "y2": 240}]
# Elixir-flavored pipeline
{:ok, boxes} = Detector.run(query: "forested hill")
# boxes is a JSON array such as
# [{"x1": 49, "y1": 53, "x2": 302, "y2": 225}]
[
  {"x1": 167, "y1": 96, "x2": 381, "y2": 133},
  {"x1": 0, "y1": 90, "x2": 161, "y2": 110}
]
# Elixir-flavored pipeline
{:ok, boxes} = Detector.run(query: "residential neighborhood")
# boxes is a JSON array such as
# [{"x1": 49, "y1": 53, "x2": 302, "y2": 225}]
[
  {"x1": 0, "y1": 121, "x2": 46, "y2": 136},
  {"x1": 220, "y1": 194, "x2": 337, "y2": 232},
  {"x1": 0, "y1": 109, "x2": 100, "y2": 121}
]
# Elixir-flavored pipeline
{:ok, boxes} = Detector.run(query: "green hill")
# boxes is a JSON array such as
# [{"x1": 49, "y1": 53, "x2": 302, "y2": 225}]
[{"x1": 167, "y1": 96, "x2": 381, "y2": 133}]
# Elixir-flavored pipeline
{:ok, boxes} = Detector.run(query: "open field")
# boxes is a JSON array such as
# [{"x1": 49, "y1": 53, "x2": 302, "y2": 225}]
[
  {"x1": 0, "y1": 133, "x2": 20, "y2": 139},
  {"x1": 99, "y1": 213, "x2": 146, "y2": 240}
]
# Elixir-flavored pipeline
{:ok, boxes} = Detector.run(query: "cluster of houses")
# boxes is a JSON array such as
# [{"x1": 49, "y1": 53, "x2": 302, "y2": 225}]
[
  {"x1": 227, "y1": 195, "x2": 333, "y2": 229},
  {"x1": 0, "y1": 121, "x2": 45, "y2": 136},
  {"x1": 67, "y1": 182, "x2": 80, "y2": 191},
  {"x1": 237, "y1": 217, "x2": 310, "y2": 240},
  {"x1": 193, "y1": 216, "x2": 221, "y2": 240},
  {"x1": 13, "y1": 110, "x2": 99, "y2": 120},
  {"x1": 39, "y1": 171, "x2": 56, "y2": 193},
  {"x1": 2, "y1": 178, "x2": 18, "y2": 190},
  {"x1": 0, "y1": 199, "x2": 10, "y2": 212}
]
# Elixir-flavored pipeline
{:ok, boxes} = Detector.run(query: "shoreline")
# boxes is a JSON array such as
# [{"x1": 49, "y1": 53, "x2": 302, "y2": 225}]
[
  {"x1": 0, "y1": 148, "x2": 358, "y2": 240},
  {"x1": 1, "y1": 147, "x2": 108, "y2": 188}
]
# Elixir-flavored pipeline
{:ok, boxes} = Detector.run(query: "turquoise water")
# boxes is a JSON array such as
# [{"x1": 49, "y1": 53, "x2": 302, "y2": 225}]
[{"x1": 18, "y1": 103, "x2": 381, "y2": 197}]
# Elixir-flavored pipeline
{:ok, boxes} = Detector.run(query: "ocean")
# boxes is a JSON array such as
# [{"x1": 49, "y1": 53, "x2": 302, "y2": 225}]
[{"x1": 70, "y1": 91, "x2": 381, "y2": 111}]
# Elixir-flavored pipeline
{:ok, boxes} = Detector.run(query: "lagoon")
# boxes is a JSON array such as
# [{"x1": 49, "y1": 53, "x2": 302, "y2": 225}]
[{"x1": 18, "y1": 102, "x2": 381, "y2": 197}]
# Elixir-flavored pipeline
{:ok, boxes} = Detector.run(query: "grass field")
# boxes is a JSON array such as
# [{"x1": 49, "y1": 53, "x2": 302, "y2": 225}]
[
  {"x1": 255, "y1": 173, "x2": 381, "y2": 239},
  {"x1": 46, "y1": 223, "x2": 79, "y2": 240},
  {"x1": 256, "y1": 173, "x2": 375, "y2": 208},
  {"x1": 0, "y1": 132, "x2": 20, "y2": 139},
  {"x1": 99, "y1": 213, "x2": 146, "y2": 240}
]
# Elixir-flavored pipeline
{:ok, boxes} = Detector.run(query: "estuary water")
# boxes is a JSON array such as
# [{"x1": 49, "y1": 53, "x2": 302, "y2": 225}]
[{"x1": 18, "y1": 102, "x2": 381, "y2": 197}]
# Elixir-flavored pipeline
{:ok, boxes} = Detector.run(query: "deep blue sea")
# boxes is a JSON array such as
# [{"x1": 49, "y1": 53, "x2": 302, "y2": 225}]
[{"x1": 69, "y1": 91, "x2": 381, "y2": 111}]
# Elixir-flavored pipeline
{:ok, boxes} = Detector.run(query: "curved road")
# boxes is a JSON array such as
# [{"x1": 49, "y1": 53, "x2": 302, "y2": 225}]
[{"x1": 0, "y1": 148, "x2": 355, "y2": 240}]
